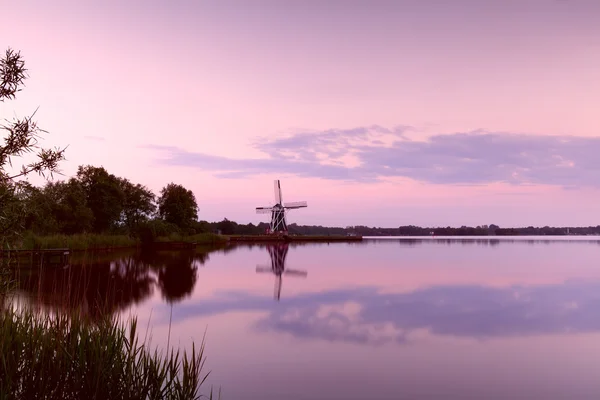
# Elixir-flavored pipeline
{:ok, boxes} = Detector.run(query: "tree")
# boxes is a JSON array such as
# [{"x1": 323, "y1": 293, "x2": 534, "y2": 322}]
[
  {"x1": 1, "y1": 48, "x2": 66, "y2": 244},
  {"x1": 118, "y1": 178, "x2": 156, "y2": 232},
  {"x1": 76, "y1": 165, "x2": 124, "y2": 233},
  {"x1": 216, "y1": 218, "x2": 236, "y2": 235},
  {"x1": 19, "y1": 182, "x2": 58, "y2": 235},
  {"x1": 157, "y1": 183, "x2": 198, "y2": 231},
  {"x1": 45, "y1": 179, "x2": 94, "y2": 234},
  {"x1": 193, "y1": 220, "x2": 212, "y2": 234}
]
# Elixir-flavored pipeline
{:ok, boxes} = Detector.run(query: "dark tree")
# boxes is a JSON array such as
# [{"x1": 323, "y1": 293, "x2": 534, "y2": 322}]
[
  {"x1": 45, "y1": 179, "x2": 94, "y2": 234},
  {"x1": 157, "y1": 183, "x2": 198, "y2": 230},
  {"x1": 216, "y1": 218, "x2": 236, "y2": 235},
  {"x1": 119, "y1": 178, "x2": 156, "y2": 232},
  {"x1": 76, "y1": 165, "x2": 125, "y2": 233}
]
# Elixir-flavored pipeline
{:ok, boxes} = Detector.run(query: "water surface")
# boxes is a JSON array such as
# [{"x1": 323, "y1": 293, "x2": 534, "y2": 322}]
[{"x1": 9, "y1": 237, "x2": 600, "y2": 399}]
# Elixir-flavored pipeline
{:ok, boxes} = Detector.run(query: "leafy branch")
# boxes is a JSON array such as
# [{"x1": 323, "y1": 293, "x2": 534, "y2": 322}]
[{"x1": 0, "y1": 47, "x2": 67, "y2": 246}]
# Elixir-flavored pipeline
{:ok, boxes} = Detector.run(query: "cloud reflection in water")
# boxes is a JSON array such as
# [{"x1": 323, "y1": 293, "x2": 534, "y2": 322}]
[{"x1": 169, "y1": 280, "x2": 600, "y2": 345}]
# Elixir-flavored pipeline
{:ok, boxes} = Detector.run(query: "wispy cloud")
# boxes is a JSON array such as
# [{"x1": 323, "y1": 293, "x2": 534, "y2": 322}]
[{"x1": 146, "y1": 126, "x2": 600, "y2": 187}]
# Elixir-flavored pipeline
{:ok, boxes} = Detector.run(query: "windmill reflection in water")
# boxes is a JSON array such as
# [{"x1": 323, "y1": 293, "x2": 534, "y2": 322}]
[{"x1": 256, "y1": 243, "x2": 307, "y2": 301}]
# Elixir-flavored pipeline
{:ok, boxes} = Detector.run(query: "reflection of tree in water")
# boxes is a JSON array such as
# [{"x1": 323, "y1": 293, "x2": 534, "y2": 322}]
[
  {"x1": 8, "y1": 248, "x2": 212, "y2": 319},
  {"x1": 145, "y1": 250, "x2": 209, "y2": 303},
  {"x1": 11, "y1": 256, "x2": 155, "y2": 320}
]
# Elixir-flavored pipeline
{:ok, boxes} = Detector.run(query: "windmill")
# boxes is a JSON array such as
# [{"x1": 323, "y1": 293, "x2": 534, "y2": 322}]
[
  {"x1": 256, "y1": 180, "x2": 307, "y2": 234},
  {"x1": 256, "y1": 243, "x2": 307, "y2": 301}
]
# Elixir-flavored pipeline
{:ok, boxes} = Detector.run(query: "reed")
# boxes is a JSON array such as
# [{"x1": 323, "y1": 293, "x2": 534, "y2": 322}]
[
  {"x1": 17, "y1": 233, "x2": 140, "y2": 251},
  {"x1": 0, "y1": 307, "x2": 218, "y2": 400}
]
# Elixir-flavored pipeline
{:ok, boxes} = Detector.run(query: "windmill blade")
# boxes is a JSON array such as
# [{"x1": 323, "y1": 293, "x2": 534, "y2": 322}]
[
  {"x1": 284, "y1": 201, "x2": 307, "y2": 209},
  {"x1": 256, "y1": 207, "x2": 273, "y2": 214},
  {"x1": 274, "y1": 180, "x2": 282, "y2": 204},
  {"x1": 256, "y1": 266, "x2": 273, "y2": 273},
  {"x1": 284, "y1": 269, "x2": 308, "y2": 277}
]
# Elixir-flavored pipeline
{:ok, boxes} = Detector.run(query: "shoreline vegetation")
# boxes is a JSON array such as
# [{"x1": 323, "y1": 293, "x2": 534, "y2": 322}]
[
  {"x1": 4, "y1": 223, "x2": 600, "y2": 252},
  {"x1": 9, "y1": 232, "x2": 228, "y2": 251},
  {"x1": 0, "y1": 308, "x2": 218, "y2": 399},
  {"x1": 6, "y1": 222, "x2": 600, "y2": 252},
  {"x1": 2, "y1": 232, "x2": 363, "y2": 252}
]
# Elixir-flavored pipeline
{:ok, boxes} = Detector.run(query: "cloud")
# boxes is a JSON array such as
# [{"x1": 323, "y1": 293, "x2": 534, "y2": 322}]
[
  {"x1": 146, "y1": 126, "x2": 600, "y2": 187},
  {"x1": 166, "y1": 280, "x2": 600, "y2": 346}
]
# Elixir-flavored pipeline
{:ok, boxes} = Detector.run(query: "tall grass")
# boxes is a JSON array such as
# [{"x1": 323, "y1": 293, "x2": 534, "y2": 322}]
[
  {"x1": 17, "y1": 233, "x2": 139, "y2": 251},
  {"x1": 0, "y1": 308, "x2": 218, "y2": 399},
  {"x1": 6, "y1": 232, "x2": 227, "y2": 251}
]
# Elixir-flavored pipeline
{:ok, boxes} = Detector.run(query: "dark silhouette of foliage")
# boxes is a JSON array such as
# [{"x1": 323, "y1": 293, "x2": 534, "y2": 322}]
[
  {"x1": 216, "y1": 218, "x2": 236, "y2": 235},
  {"x1": 150, "y1": 250, "x2": 209, "y2": 303},
  {"x1": 77, "y1": 165, "x2": 125, "y2": 233},
  {"x1": 119, "y1": 177, "x2": 156, "y2": 232},
  {"x1": 157, "y1": 183, "x2": 199, "y2": 231},
  {"x1": 1, "y1": 48, "x2": 66, "y2": 245},
  {"x1": 0, "y1": 48, "x2": 66, "y2": 183}
]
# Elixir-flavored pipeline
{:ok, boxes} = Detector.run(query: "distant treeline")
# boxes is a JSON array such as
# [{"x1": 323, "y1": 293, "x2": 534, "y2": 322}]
[{"x1": 207, "y1": 221, "x2": 600, "y2": 236}]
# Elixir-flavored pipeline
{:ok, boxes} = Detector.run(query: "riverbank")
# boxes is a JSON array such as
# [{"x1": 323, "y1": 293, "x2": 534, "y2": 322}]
[
  {"x1": 2, "y1": 232, "x2": 361, "y2": 253},
  {"x1": 5, "y1": 233, "x2": 227, "y2": 252},
  {"x1": 226, "y1": 234, "x2": 363, "y2": 242}
]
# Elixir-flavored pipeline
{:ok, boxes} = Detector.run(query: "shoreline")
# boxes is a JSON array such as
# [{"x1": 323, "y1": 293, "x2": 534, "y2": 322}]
[
  {"x1": 7, "y1": 232, "x2": 599, "y2": 254},
  {"x1": 226, "y1": 234, "x2": 363, "y2": 242},
  {"x1": 2, "y1": 233, "x2": 364, "y2": 254}
]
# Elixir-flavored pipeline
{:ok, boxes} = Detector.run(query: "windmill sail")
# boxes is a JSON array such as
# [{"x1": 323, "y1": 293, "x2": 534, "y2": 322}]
[
  {"x1": 274, "y1": 180, "x2": 283, "y2": 205},
  {"x1": 284, "y1": 201, "x2": 307, "y2": 208},
  {"x1": 256, "y1": 207, "x2": 273, "y2": 214}
]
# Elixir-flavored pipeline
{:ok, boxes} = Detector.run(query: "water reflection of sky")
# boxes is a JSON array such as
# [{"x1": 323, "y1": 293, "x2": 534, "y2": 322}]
[
  {"x1": 129, "y1": 239, "x2": 600, "y2": 399},
  {"x1": 166, "y1": 281, "x2": 600, "y2": 345},
  {"x1": 13, "y1": 239, "x2": 600, "y2": 399}
]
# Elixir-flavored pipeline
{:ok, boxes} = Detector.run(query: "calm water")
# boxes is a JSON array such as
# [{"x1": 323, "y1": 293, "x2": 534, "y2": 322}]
[{"x1": 8, "y1": 237, "x2": 600, "y2": 399}]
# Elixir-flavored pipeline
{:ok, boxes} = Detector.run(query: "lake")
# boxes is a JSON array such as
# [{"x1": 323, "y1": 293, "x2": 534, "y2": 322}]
[{"x1": 7, "y1": 237, "x2": 600, "y2": 399}]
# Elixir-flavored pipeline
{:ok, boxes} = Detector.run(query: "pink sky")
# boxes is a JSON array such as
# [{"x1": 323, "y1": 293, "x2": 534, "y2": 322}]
[{"x1": 2, "y1": 0, "x2": 600, "y2": 227}]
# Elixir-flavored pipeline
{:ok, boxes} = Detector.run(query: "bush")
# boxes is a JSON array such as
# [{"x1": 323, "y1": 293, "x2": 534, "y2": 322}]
[{"x1": 135, "y1": 219, "x2": 182, "y2": 245}]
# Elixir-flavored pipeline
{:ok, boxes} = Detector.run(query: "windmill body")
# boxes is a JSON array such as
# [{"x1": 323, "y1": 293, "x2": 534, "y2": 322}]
[{"x1": 256, "y1": 180, "x2": 307, "y2": 234}]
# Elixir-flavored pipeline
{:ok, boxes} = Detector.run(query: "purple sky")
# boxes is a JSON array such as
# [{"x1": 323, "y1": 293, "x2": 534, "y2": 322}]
[{"x1": 3, "y1": 0, "x2": 600, "y2": 227}]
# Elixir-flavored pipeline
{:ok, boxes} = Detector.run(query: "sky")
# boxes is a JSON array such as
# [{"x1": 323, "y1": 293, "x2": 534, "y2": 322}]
[{"x1": 2, "y1": 0, "x2": 600, "y2": 228}]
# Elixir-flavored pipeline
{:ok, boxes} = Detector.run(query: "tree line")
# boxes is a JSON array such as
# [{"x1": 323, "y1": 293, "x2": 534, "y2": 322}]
[
  {"x1": 208, "y1": 221, "x2": 600, "y2": 237},
  {"x1": 4, "y1": 165, "x2": 201, "y2": 241}
]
